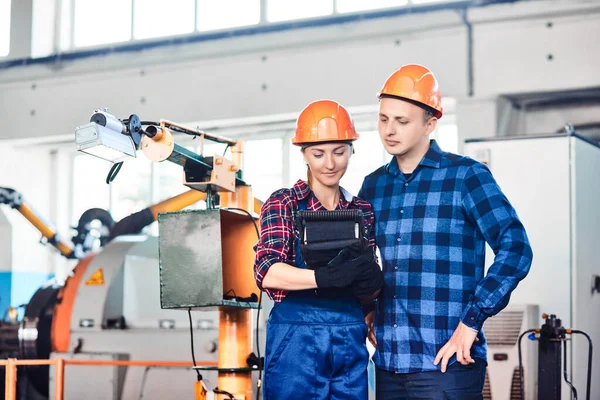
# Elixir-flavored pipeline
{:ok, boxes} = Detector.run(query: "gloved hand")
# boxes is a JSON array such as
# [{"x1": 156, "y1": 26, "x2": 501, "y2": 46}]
[
  {"x1": 352, "y1": 261, "x2": 384, "y2": 304},
  {"x1": 301, "y1": 246, "x2": 345, "y2": 270},
  {"x1": 314, "y1": 245, "x2": 373, "y2": 289}
]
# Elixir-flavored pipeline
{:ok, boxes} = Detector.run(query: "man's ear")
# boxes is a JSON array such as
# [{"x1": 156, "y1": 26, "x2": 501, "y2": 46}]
[{"x1": 425, "y1": 117, "x2": 438, "y2": 136}]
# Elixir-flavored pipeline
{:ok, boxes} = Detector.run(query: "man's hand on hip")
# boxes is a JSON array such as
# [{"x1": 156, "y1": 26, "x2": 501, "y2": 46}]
[{"x1": 433, "y1": 322, "x2": 479, "y2": 373}]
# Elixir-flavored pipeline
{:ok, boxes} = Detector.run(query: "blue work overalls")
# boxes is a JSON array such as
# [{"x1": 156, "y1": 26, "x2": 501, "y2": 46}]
[{"x1": 263, "y1": 196, "x2": 369, "y2": 399}]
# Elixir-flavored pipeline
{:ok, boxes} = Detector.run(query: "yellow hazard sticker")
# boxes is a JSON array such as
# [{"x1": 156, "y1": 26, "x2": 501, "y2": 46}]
[{"x1": 85, "y1": 268, "x2": 105, "y2": 285}]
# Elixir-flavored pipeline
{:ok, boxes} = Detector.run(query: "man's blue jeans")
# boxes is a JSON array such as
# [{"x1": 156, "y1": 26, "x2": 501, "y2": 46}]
[{"x1": 375, "y1": 358, "x2": 486, "y2": 400}]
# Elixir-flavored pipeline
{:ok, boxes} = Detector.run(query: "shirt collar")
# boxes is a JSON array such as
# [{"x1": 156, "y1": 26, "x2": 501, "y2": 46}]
[
  {"x1": 386, "y1": 139, "x2": 443, "y2": 176},
  {"x1": 292, "y1": 179, "x2": 353, "y2": 208}
]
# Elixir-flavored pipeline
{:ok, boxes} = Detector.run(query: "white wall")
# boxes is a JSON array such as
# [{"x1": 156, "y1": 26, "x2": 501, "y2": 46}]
[
  {"x1": 0, "y1": 208, "x2": 11, "y2": 270},
  {"x1": 1, "y1": 1, "x2": 599, "y2": 144},
  {"x1": 0, "y1": 143, "x2": 54, "y2": 274}
]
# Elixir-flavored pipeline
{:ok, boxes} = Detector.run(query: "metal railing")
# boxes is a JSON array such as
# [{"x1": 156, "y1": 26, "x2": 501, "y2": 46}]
[{"x1": 0, "y1": 358, "x2": 218, "y2": 400}]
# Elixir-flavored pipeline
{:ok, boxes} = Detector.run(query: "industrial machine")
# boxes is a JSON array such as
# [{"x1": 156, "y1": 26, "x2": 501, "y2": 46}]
[
  {"x1": 518, "y1": 313, "x2": 593, "y2": 400},
  {"x1": 73, "y1": 109, "x2": 265, "y2": 400},
  {"x1": 464, "y1": 132, "x2": 600, "y2": 399},
  {"x1": 0, "y1": 185, "x2": 229, "y2": 398},
  {"x1": 482, "y1": 304, "x2": 539, "y2": 400},
  {"x1": 0, "y1": 187, "x2": 114, "y2": 260}
]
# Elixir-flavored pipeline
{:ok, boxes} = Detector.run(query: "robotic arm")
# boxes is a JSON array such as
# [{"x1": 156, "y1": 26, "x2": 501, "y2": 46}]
[
  {"x1": 0, "y1": 187, "x2": 229, "y2": 259},
  {"x1": 0, "y1": 187, "x2": 77, "y2": 259}
]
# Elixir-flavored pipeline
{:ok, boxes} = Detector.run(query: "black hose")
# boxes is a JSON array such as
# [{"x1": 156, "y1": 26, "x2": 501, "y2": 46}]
[
  {"x1": 518, "y1": 329, "x2": 537, "y2": 400},
  {"x1": 571, "y1": 330, "x2": 593, "y2": 400},
  {"x1": 188, "y1": 307, "x2": 202, "y2": 381},
  {"x1": 106, "y1": 161, "x2": 123, "y2": 184},
  {"x1": 107, "y1": 208, "x2": 154, "y2": 241},
  {"x1": 213, "y1": 388, "x2": 234, "y2": 399},
  {"x1": 563, "y1": 339, "x2": 578, "y2": 399}
]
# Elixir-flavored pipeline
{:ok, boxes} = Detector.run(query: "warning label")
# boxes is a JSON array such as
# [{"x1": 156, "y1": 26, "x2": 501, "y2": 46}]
[{"x1": 85, "y1": 268, "x2": 105, "y2": 285}]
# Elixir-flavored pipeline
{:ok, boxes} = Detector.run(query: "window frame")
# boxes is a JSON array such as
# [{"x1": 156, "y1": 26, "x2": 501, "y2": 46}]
[{"x1": 65, "y1": 0, "x2": 471, "y2": 51}]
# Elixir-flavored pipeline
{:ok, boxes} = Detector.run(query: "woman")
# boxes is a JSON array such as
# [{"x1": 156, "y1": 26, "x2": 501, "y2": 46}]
[{"x1": 253, "y1": 99, "x2": 383, "y2": 399}]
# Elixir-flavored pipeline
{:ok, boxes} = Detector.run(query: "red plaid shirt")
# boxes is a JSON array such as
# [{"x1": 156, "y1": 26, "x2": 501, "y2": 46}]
[{"x1": 253, "y1": 179, "x2": 376, "y2": 302}]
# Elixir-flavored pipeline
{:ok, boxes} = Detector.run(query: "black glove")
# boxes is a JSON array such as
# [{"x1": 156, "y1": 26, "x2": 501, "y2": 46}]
[
  {"x1": 314, "y1": 246, "x2": 373, "y2": 289},
  {"x1": 301, "y1": 246, "x2": 345, "y2": 270},
  {"x1": 352, "y1": 261, "x2": 384, "y2": 304}
]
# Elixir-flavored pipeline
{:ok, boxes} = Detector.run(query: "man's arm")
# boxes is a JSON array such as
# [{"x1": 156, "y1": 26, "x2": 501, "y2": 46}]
[
  {"x1": 459, "y1": 162, "x2": 533, "y2": 329},
  {"x1": 435, "y1": 162, "x2": 533, "y2": 372}
]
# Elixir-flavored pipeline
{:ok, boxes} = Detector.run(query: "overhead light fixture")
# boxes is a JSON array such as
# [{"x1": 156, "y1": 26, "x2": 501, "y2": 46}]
[{"x1": 75, "y1": 110, "x2": 142, "y2": 163}]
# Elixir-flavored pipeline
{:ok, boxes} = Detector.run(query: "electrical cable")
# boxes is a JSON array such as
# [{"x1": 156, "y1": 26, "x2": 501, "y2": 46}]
[
  {"x1": 188, "y1": 307, "x2": 202, "y2": 382},
  {"x1": 106, "y1": 162, "x2": 123, "y2": 184},
  {"x1": 563, "y1": 339, "x2": 578, "y2": 400},
  {"x1": 213, "y1": 388, "x2": 235, "y2": 399},
  {"x1": 571, "y1": 330, "x2": 593, "y2": 400},
  {"x1": 254, "y1": 292, "x2": 263, "y2": 400},
  {"x1": 517, "y1": 329, "x2": 536, "y2": 400},
  {"x1": 121, "y1": 118, "x2": 159, "y2": 127},
  {"x1": 223, "y1": 288, "x2": 258, "y2": 305},
  {"x1": 222, "y1": 207, "x2": 262, "y2": 400},
  {"x1": 222, "y1": 207, "x2": 259, "y2": 238}
]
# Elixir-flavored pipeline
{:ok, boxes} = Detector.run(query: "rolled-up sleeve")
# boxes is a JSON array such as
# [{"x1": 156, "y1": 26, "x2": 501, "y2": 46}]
[{"x1": 253, "y1": 190, "x2": 294, "y2": 301}]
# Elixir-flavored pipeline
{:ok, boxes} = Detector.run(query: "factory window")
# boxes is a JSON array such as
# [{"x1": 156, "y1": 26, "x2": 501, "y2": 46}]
[
  {"x1": 71, "y1": 154, "x2": 111, "y2": 223},
  {"x1": 66, "y1": 0, "x2": 467, "y2": 51},
  {"x1": 433, "y1": 122, "x2": 458, "y2": 154},
  {"x1": 288, "y1": 136, "x2": 306, "y2": 187},
  {"x1": 0, "y1": 0, "x2": 10, "y2": 56},
  {"x1": 133, "y1": 0, "x2": 195, "y2": 40},
  {"x1": 341, "y1": 131, "x2": 390, "y2": 195},
  {"x1": 154, "y1": 159, "x2": 188, "y2": 202},
  {"x1": 243, "y1": 138, "x2": 283, "y2": 203},
  {"x1": 154, "y1": 142, "x2": 222, "y2": 202},
  {"x1": 109, "y1": 154, "x2": 152, "y2": 222},
  {"x1": 267, "y1": 0, "x2": 334, "y2": 22},
  {"x1": 73, "y1": 0, "x2": 132, "y2": 47},
  {"x1": 336, "y1": 0, "x2": 408, "y2": 14},
  {"x1": 197, "y1": 0, "x2": 260, "y2": 32}
]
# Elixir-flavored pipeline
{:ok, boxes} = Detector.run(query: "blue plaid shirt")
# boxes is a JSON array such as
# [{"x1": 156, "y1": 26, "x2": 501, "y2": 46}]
[{"x1": 358, "y1": 140, "x2": 533, "y2": 374}]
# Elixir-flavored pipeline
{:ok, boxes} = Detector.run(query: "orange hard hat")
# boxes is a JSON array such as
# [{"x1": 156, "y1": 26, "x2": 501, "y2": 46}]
[
  {"x1": 377, "y1": 64, "x2": 443, "y2": 119},
  {"x1": 292, "y1": 100, "x2": 359, "y2": 146}
]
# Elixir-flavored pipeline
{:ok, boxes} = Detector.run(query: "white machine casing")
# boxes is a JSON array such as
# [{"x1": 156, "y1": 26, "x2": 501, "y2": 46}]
[
  {"x1": 482, "y1": 304, "x2": 538, "y2": 400},
  {"x1": 464, "y1": 134, "x2": 600, "y2": 400},
  {"x1": 49, "y1": 235, "x2": 222, "y2": 400}
]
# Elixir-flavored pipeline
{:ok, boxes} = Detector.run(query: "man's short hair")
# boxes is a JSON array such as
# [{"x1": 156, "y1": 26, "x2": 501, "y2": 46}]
[
  {"x1": 423, "y1": 108, "x2": 436, "y2": 122},
  {"x1": 379, "y1": 94, "x2": 437, "y2": 122}
]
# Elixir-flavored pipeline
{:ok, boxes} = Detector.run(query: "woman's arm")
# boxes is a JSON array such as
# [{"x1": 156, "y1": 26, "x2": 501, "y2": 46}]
[{"x1": 262, "y1": 262, "x2": 317, "y2": 291}]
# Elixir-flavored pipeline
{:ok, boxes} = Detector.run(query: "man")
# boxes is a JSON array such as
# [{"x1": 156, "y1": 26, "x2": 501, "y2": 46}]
[{"x1": 358, "y1": 64, "x2": 533, "y2": 399}]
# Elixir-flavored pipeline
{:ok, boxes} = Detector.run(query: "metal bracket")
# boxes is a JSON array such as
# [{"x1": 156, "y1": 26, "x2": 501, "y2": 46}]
[
  {"x1": 592, "y1": 275, "x2": 600, "y2": 294},
  {"x1": 0, "y1": 187, "x2": 23, "y2": 208}
]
